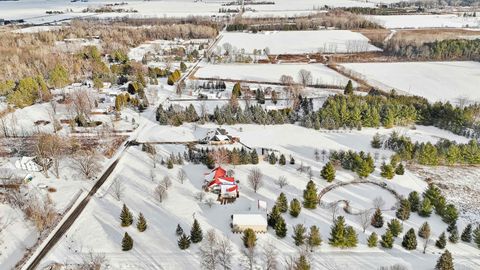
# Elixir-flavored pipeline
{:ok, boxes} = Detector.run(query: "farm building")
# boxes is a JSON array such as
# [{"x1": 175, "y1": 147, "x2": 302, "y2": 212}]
[
  {"x1": 231, "y1": 214, "x2": 267, "y2": 233},
  {"x1": 203, "y1": 166, "x2": 239, "y2": 200}
]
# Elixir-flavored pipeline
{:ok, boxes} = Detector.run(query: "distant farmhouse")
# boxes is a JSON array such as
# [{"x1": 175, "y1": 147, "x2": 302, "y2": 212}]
[{"x1": 201, "y1": 128, "x2": 239, "y2": 145}]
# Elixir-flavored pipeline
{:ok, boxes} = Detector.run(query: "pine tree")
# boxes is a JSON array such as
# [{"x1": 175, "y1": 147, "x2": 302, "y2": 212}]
[
  {"x1": 232, "y1": 82, "x2": 242, "y2": 98},
  {"x1": 345, "y1": 226, "x2": 358, "y2": 247},
  {"x1": 289, "y1": 198, "x2": 302, "y2": 218},
  {"x1": 295, "y1": 255, "x2": 310, "y2": 270},
  {"x1": 402, "y1": 228, "x2": 417, "y2": 250},
  {"x1": 120, "y1": 204, "x2": 133, "y2": 227},
  {"x1": 436, "y1": 232, "x2": 447, "y2": 249},
  {"x1": 122, "y1": 232, "x2": 133, "y2": 251},
  {"x1": 321, "y1": 162, "x2": 336, "y2": 182},
  {"x1": 303, "y1": 180, "x2": 318, "y2": 209},
  {"x1": 268, "y1": 205, "x2": 281, "y2": 227},
  {"x1": 251, "y1": 150, "x2": 259, "y2": 164},
  {"x1": 435, "y1": 250, "x2": 454, "y2": 270},
  {"x1": 447, "y1": 222, "x2": 456, "y2": 233},
  {"x1": 419, "y1": 198, "x2": 433, "y2": 217},
  {"x1": 279, "y1": 154, "x2": 286, "y2": 165},
  {"x1": 408, "y1": 191, "x2": 421, "y2": 212},
  {"x1": 190, "y1": 219, "x2": 203, "y2": 243},
  {"x1": 176, "y1": 224, "x2": 184, "y2": 236},
  {"x1": 395, "y1": 163, "x2": 405, "y2": 175},
  {"x1": 275, "y1": 216, "x2": 287, "y2": 238},
  {"x1": 328, "y1": 216, "x2": 357, "y2": 248},
  {"x1": 292, "y1": 224, "x2": 307, "y2": 246},
  {"x1": 290, "y1": 156, "x2": 295, "y2": 165},
  {"x1": 371, "y1": 208, "x2": 384, "y2": 228},
  {"x1": 442, "y1": 204, "x2": 459, "y2": 225},
  {"x1": 242, "y1": 228, "x2": 257, "y2": 248},
  {"x1": 387, "y1": 219, "x2": 403, "y2": 237},
  {"x1": 344, "y1": 80, "x2": 353, "y2": 95},
  {"x1": 167, "y1": 158, "x2": 174, "y2": 169},
  {"x1": 381, "y1": 229, "x2": 394, "y2": 249},
  {"x1": 449, "y1": 228, "x2": 459, "y2": 244},
  {"x1": 178, "y1": 233, "x2": 191, "y2": 250},
  {"x1": 380, "y1": 163, "x2": 395, "y2": 179},
  {"x1": 276, "y1": 193, "x2": 288, "y2": 213},
  {"x1": 473, "y1": 225, "x2": 480, "y2": 248},
  {"x1": 418, "y1": 222, "x2": 431, "y2": 239},
  {"x1": 136, "y1": 212, "x2": 147, "y2": 232},
  {"x1": 307, "y1": 225, "x2": 322, "y2": 250},
  {"x1": 461, "y1": 224, "x2": 472, "y2": 242},
  {"x1": 371, "y1": 133, "x2": 382, "y2": 149},
  {"x1": 367, "y1": 232, "x2": 378, "y2": 248},
  {"x1": 396, "y1": 199, "x2": 411, "y2": 222}
]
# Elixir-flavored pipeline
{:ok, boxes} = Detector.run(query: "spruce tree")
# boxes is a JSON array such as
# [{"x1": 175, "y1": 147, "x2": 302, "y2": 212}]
[
  {"x1": 303, "y1": 180, "x2": 318, "y2": 209},
  {"x1": 447, "y1": 222, "x2": 456, "y2": 233},
  {"x1": 408, "y1": 191, "x2": 421, "y2": 212},
  {"x1": 268, "y1": 152, "x2": 277, "y2": 165},
  {"x1": 251, "y1": 150, "x2": 259, "y2": 164},
  {"x1": 176, "y1": 224, "x2": 184, "y2": 236},
  {"x1": 371, "y1": 208, "x2": 384, "y2": 228},
  {"x1": 289, "y1": 198, "x2": 302, "y2": 218},
  {"x1": 242, "y1": 228, "x2": 257, "y2": 248},
  {"x1": 307, "y1": 225, "x2": 322, "y2": 250},
  {"x1": 275, "y1": 216, "x2": 287, "y2": 238},
  {"x1": 380, "y1": 163, "x2": 395, "y2": 179},
  {"x1": 178, "y1": 233, "x2": 191, "y2": 250},
  {"x1": 190, "y1": 219, "x2": 203, "y2": 243},
  {"x1": 419, "y1": 222, "x2": 431, "y2": 239},
  {"x1": 442, "y1": 204, "x2": 459, "y2": 224},
  {"x1": 136, "y1": 212, "x2": 147, "y2": 232},
  {"x1": 120, "y1": 204, "x2": 133, "y2": 227},
  {"x1": 292, "y1": 224, "x2": 307, "y2": 246},
  {"x1": 279, "y1": 154, "x2": 286, "y2": 165},
  {"x1": 461, "y1": 224, "x2": 472, "y2": 242},
  {"x1": 321, "y1": 162, "x2": 336, "y2": 182},
  {"x1": 395, "y1": 163, "x2": 405, "y2": 175},
  {"x1": 268, "y1": 205, "x2": 281, "y2": 227},
  {"x1": 473, "y1": 225, "x2": 480, "y2": 248},
  {"x1": 344, "y1": 80, "x2": 353, "y2": 95},
  {"x1": 295, "y1": 255, "x2": 310, "y2": 270},
  {"x1": 290, "y1": 156, "x2": 295, "y2": 165},
  {"x1": 345, "y1": 226, "x2": 358, "y2": 247},
  {"x1": 449, "y1": 228, "x2": 459, "y2": 244},
  {"x1": 371, "y1": 133, "x2": 382, "y2": 149},
  {"x1": 367, "y1": 232, "x2": 378, "y2": 248},
  {"x1": 396, "y1": 199, "x2": 411, "y2": 222},
  {"x1": 232, "y1": 82, "x2": 242, "y2": 98},
  {"x1": 122, "y1": 232, "x2": 133, "y2": 251},
  {"x1": 167, "y1": 158, "x2": 174, "y2": 169},
  {"x1": 328, "y1": 216, "x2": 356, "y2": 248},
  {"x1": 436, "y1": 232, "x2": 447, "y2": 249},
  {"x1": 387, "y1": 219, "x2": 403, "y2": 237},
  {"x1": 276, "y1": 193, "x2": 288, "y2": 213},
  {"x1": 380, "y1": 229, "x2": 394, "y2": 249},
  {"x1": 419, "y1": 198, "x2": 433, "y2": 217},
  {"x1": 402, "y1": 228, "x2": 417, "y2": 250},
  {"x1": 435, "y1": 250, "x2": 454, "y2": 270}
]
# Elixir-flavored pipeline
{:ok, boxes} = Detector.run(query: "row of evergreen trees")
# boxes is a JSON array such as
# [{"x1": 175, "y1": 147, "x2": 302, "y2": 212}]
[
  {"x1": 385, "y1": 39, "x2": 480, "y2": 61},
  {"x1": 177, "y1": 219, "x2": 203, "y2": 249},
  {"x1": 328, "y1": 150, "x2": 375, "y2": 178},
  {"x1": 120, "y1": 204, "x2": 148, "y2": 251}
]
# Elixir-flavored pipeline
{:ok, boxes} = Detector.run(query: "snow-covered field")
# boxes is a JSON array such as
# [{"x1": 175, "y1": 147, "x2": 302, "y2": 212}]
[
  {"x1": 341, "y1": 61, "x2": 480, "y2": 103},
  {"x1": 195, "y1": 63, "x2": 357, "y2": 87},
  {"x1": 37, "y1": 122, "x2": 480, "y2": 270},
  {"x1": 218, "y1": 31, "x2": 381, "y2": 55},
  {"x1": 368, "y1": 14, "x2": 480, "y2": 29}
]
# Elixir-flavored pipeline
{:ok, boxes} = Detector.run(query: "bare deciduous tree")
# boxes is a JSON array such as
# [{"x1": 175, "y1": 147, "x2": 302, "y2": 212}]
[
  {"x1": 200, "y1": 229, "x2": 219, "y2": 270},
  {"x1": 248, "y1": 168, "x2": 263, "y2": 193},
  {"x1": 177, "y1": 169, "x2": 187, "y2": 184},
  {"x1": 162, "y1": 176, "x2": 172, "y2": 190},
  {"x1": 78, "y1": 250, "x2": 108, "y2": 270},
  {"x1": 373, "y1": 196, "x2": 385, "y2": 209},
  {"x1": 205, "y1": 197, "x2": 216, "y2": 208},
  {"x1": 154, "y1": 184, "x2": 168, "y2": 203},
  {"x1": 297, "y1": 69, "x2": 312, "y2": 87},
  {"x1": 111, "y1": 178, "x2": 124, "y2": 201},
  {"x1": 328, "y1": 202, "x2": 340, "y2": 222},
  {"x1": 195, "y1": 191, "x2": 206, "y2": 202},
  {"x1": 274, "y1": 176, "x2": 288, "y2": 189},
  {"x1": 262, "y1": 242, "x2": 278, "y2": 270},
  {"x1": 357, "y1": 209, "x2": 372, "y2": 233},
  {"x1": 217, "y1": 236, "x2": 233, "y2": 270},
  {"x1": 71, "y1": 149, "x2": 101, "y2": 179}
]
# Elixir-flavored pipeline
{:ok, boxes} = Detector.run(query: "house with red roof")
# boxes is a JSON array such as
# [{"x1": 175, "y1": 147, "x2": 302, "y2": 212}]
[{"x1": 203, "y1": 166, "x2": 239, "y2": 200}]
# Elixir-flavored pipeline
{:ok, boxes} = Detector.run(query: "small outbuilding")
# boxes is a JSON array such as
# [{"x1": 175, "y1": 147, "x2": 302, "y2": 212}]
[{"x1": 232, "y1": 214, "x2": 267, "y2": 233}]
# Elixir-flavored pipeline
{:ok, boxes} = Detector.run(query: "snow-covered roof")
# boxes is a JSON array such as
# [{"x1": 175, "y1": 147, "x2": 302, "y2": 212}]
[
  {"x1": 15, "y1": 157, "x2": 41, "y2": 172},
  {"x1": 232, "y1": 214, "x2": 267, "y2": 227}
]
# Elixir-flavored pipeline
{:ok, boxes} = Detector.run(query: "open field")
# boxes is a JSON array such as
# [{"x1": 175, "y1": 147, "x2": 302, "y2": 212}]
[
  {"x1": 341, "y1": 61, "x2": 480, "y2": 103},
  {"x1": 218, "y1": 31, "x2": 381, "y2": 55},
  {"x1": 368, "y1": 14, "x2": 480, "y2": 29}
]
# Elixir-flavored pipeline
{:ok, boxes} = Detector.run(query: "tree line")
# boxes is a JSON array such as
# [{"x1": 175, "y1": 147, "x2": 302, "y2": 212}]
[{"x1": 385, "y1": 39, "x2": 480, "y2": 61}]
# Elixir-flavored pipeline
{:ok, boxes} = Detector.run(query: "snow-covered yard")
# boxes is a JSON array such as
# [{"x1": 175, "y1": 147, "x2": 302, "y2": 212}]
[{"x1": 367, "y1": 14, "x2": 480, "y2": 29}]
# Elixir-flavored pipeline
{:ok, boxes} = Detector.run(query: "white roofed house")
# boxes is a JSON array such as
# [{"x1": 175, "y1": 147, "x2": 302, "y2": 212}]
[
  {"x1": 231, "y1": 214, "x2": 267, "y2": 233},
  {"x1": 201, "y1": 128, "x2": 238, "y2": 145}
]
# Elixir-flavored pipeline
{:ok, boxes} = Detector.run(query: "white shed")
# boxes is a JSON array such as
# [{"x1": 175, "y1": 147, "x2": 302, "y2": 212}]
[{"x1": 232, "y1": 214, "x2": 267, "y2": 233}]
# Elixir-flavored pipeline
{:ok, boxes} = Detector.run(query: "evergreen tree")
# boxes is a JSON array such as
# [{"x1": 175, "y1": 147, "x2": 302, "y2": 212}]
[
  {"x1": 387, "y1": 219, "x2": 403, "y2": 237},
  {"x1": 167, "y1": 158, "x2": 174, "y2": 169},
  {"x1": 307, "y1": 225, "x2": 322, "y2": 250},
  {"x1": 295, "y1": 255, "x2": 310, "y2": 270},
  {"x1": 289, "y1": 198, "x2": 302, "y2": 218},
  {"x1": 442, "y1": 204, "x2": 459, "y2": 224},
  {"x1": 380, "y1": 163, "x2": 395, "y2": 179},
  {"x1": 345, "y1": 226, "x2": 358, "y2": 247},
  {"x1": 242, "y1": 228, "x2": 257, "y2": 248},
  {"x1": 276, "y1": 193, "x2": 288, "y2": 213},
  {"x1": 268, "y1": 152, "x2": 277, "y2": 165},
  {"x1": 408, "y1": 191, "x2": 421, "y2": 212},
  {"x1": 250, "y1": 150, "x2": 259, "y2": 164},
  {"x1": 120, "y1": 204, "x2": 133, "y2": 227},
  {"x1": 232, "y1": 82, "x2": 242, "y2": 98},
  {"x1": 178, "y1": 233, "x2": 191, "y2": 250},
  {"x1": 396, "y1": 199, "x2": 411, "y2": 222},
  {"x1": 371, "y1": 208, "x2": 384, "y2": 228},
  {"x1": 136, "y1": 212, "x2": 147, "y2": 232},
  {"x1": 371, "y1": 133, "x2": 382, "y2": 149},
  {"x1": 461, "y1": 224, "x2": 472, "y2": 242},
  {"x1": 176, "y1": 224, "x2": 184, "y2": 236},
  {"x1": 447, "y1": 222, "x2": 457, "y2": 233},
  {"x1": 292, "y1": 224, "x2": 307, "y2": 246},
  {"x1": 367, "y1": 232, "x2": 378, "y2": 248},
  {"x1": 329, "y1": 216, "x2": 357, "y2": 248},
  {"x1": 402, "y1": 228, "x2": 417, "y2": 250},
  {"x1": 303, "y1": 180, "x2": 318, "y2": 209},
  {"x1": 381, "y1": 229, "x2": 395, "y2": 249},
  {"x1": 419, "y1": 198, "x2": 433, "y2": 217},
  {"x1": 268, "y1": 205, "x2": 281, "y2": 227},
  {"x1": 395, "y1": 163, "x2": 405, "y2": 175},
  {"x1": 344, "y1": 80, "x2": 353, "y2": 95},
  {"x1": 122, "y1": 232, "x2": 133, "y2": 251},
  {"x1": 435, "y1": 250, "x2": 454, "y2": 270},
  {"x1": 279, "y1": 154, "x2": 286, "y2": 165},
  {"x1": 275, "y1": 216, "x2": 287, "y2": 238},
  {"x1": 449, "y1": 228, "x2": 459, "y2": 244},
  {"x1": 436, "y1": 232, "x2": 447, "y2": 249},
  {"x1": 419, "y1": 222, "x2": 431, "y2": 239},
  {"x1": 190, "y1": 219, "x2": 203, "y2": 243},
  {"x1": 321, "y1": 162, "x2": 336, "y2": 182},
  {"x1": 290, "y1": 156, "x2": 295, "y2": 165},
  {"x1": 473, "y1": 226, "x2": 480, "y2": 248}
]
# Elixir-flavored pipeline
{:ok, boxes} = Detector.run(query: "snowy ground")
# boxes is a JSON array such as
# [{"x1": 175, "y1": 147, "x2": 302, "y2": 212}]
[
  {"x1": 218, "y1": 31, "x2": 381, "y2": 55},
  {"x1": 367, "y1": 14, "x2": 480, "y2": 29},
  {"x1": 38, "y1": 122, "x2": 480, "y2": 270},
  {"x1": 341, "y1": 61, "x2": 480, "y2": 104},
  {"x1": 194, "y1": 63, "x2": 358, "y2": 87}
]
